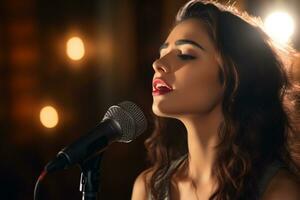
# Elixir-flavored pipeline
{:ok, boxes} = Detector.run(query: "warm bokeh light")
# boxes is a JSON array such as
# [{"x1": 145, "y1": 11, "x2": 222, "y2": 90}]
[
  {"x1": 66, "y1": 36, "x2": 85, "y2": 60},
  {"x1": 264, "y1": 11, "x2": 295, "y2": 44},
  {"x1": 40, "y1": 106, "x2": 59, "y2": 128}
]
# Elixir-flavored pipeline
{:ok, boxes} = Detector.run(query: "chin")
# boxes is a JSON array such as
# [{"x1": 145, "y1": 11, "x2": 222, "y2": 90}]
[
  {"x1": 152, "y1": 104, "x2": 169, "y2": 117},
  {"x1": 152, "y1": 104, "x2": 164, "y2": 117},
  {"x1": 152, "y1": 104, "x2": 180, "y2": 119}
]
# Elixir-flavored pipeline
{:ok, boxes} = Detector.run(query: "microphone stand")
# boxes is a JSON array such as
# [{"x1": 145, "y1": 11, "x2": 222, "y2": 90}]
[{"x1": 79, "y1": 153, "x2": 104, "y2": 200}]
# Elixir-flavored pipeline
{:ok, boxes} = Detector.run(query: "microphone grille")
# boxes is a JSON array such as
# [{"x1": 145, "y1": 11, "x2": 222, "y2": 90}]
[{"x1": 102, "y1": 101, "x2": 147, "y2": 143}]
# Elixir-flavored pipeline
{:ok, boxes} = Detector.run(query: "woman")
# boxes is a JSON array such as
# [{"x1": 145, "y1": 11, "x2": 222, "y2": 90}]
[{"x1": 132, "y1": 0, "x2": 300, "y2": 199}]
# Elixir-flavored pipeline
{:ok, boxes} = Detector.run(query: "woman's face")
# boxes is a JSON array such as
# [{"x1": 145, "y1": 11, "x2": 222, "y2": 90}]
[{"x1": 152, "y1": 18, "x2": 224, "y2": 119}]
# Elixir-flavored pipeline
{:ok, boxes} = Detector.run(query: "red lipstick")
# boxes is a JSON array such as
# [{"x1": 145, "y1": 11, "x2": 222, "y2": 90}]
[
  {"x1": 152, "y1": 88, "x2": 173, "y2": 96},
  {"x1": 152, "y1": 78, "x2": 173, "y2": 96}
]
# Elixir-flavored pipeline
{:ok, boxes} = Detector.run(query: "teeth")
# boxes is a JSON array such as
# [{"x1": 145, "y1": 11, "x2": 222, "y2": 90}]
[
  {"x1": 157, "y1": 83, "x2": 167, "y2": 88},
  {"x1": 155, "y1": 83, "x2": 171, "y2": 90}
]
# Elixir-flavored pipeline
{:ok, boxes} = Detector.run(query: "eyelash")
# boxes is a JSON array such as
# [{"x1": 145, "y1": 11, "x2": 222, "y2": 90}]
[{"x1": 177, "y1": 54, "x2": 196, "y2": 60}]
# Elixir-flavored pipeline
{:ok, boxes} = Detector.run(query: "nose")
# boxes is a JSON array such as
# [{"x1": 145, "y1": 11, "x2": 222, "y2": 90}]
[{"x1": 152, "y1": 58, "x2": 169, "y2": 73}]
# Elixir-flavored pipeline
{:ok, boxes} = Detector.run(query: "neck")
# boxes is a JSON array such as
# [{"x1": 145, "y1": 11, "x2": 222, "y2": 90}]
[{"x1": 179, "y1": 104, "x2": 223, "y2": 186}]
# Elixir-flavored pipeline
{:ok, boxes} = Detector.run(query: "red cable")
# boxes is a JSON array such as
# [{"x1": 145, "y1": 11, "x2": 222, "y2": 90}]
[{"x1": 34, "y1": 170, "x2": 48, "y2": 200}]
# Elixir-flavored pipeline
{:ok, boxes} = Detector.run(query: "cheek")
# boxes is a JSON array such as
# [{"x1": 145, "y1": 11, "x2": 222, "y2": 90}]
[
  {"x1": 173, "y1": 64, "x2": 223, "y2": 112},
  {"x1": 152, "y1": 61, "x2": 224, "y2": 117}
]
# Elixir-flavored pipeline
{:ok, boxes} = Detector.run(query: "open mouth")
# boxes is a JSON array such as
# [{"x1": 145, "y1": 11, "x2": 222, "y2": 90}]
[
  {"x1": 152, "y1": 88, "x2": 173, "y2": 95},
  {"x1": 152, "y1": 79, "x2": 173, "y2": 96},
  {"x1": 152, "y1": 78, "x2": 173, "y2": 92}
]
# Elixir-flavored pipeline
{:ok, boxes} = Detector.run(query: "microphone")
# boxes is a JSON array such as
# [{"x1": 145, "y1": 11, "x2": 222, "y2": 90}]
[{"x1": 45, "y1": 101, "x2": 147, "y2": 173}]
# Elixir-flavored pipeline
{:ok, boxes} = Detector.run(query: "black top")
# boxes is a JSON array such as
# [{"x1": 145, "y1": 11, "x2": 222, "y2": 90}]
[{"x1": 148, "y1": 154, "x2": 287, "y2": 200}]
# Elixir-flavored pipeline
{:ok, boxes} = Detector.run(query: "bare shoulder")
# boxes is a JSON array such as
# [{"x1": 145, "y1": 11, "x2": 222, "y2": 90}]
[
  {"x1": 262, "y1": 168, "x2": 300, "y2": 200},
  {"x1": 131, "y1": 168, "x2": 154, "y2": 200}
]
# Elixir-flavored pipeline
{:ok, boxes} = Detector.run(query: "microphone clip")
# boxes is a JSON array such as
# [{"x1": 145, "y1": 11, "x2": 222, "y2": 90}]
[{"x1": 79, "y1": 152, "x2": 104, "y2": 200}]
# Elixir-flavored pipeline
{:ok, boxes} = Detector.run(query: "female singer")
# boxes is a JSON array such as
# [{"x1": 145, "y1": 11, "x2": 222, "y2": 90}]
[{"x1": 132, "y1": 0, "x2": 300, "y2": 199}]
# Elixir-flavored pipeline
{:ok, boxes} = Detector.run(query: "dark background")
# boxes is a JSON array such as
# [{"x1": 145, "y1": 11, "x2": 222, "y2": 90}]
[{"x1": 0, "y1": 0, "x2": 300, "y2": 199}]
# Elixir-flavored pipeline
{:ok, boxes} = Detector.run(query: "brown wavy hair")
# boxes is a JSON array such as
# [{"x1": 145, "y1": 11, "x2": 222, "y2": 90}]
[{"x1": 144, "y1": 0, "x2": 300, "y2": 200}]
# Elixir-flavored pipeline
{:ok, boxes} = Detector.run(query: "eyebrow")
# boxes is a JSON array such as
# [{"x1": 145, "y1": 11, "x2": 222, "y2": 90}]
[{"x1": 159, "y1": 39, "x2": 205, "y2": 52}]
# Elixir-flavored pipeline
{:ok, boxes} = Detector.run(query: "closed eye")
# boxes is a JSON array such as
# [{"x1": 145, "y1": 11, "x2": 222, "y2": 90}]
[{"x1": 177, "y1": 54, "x2": 196, "y2": 60}]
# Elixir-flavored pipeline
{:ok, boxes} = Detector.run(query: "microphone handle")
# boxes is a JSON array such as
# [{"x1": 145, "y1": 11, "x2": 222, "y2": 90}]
[{"x1": 45, "y1": 119, "x2": 121, "y2": 173}]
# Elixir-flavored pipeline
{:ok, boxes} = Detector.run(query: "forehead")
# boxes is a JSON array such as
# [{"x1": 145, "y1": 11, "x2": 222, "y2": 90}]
[{"x1": 165, "y1": 18, "x2": 214, "y2": 50}]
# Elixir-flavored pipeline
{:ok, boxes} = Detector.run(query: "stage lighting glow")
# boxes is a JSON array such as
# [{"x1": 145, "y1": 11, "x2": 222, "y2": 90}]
[
  {"x1": 66, "y1": 37, "x2": 85, "y2": 61},
  {"x1": 264, "y1": 11, "x2": 295, "y2": 44},
  {"x1": 40, "y1": 106, "x2": 59, "y2": 128}
]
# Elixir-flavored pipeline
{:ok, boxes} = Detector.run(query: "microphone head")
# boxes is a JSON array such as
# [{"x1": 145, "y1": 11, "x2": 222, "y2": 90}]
[{"x1": 102, "y1": 101, "x2": 147, "y2": 143}]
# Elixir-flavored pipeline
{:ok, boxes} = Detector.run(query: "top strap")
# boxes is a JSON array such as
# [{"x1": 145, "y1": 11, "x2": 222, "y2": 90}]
[
  {"x1": 258, "y1": 159, "x2": 288, "y2": 197},
  {"x1": 148, "y1": 154, "x2": 188, "y2": 200}
]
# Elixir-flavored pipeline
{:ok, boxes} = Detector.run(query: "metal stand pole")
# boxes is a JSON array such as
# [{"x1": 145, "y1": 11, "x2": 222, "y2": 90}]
[{"x1": 79, "y1": 153, "x2": 103, "y2": 200}]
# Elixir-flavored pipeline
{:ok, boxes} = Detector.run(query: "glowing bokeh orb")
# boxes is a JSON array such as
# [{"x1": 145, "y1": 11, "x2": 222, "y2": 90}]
[
  {"x1": 264, "y1": 11, "x2": 295, "y2": 44},
  {"x1": 40, "y1": 106, "x2": 59, "y2": 128},
  {"x1": 66, "y1": 37, "x2": 85, "y2": 61}
]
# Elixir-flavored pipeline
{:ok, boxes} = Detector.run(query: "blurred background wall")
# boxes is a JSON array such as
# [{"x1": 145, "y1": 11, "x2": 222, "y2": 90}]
[{"x1": 0, "y1": 0, "x2": 299, "y2": 199}]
